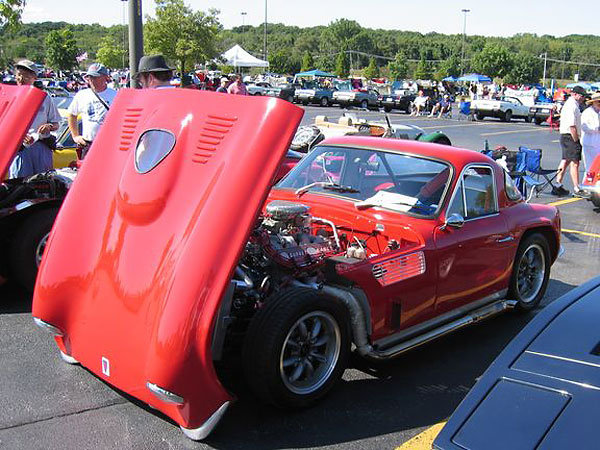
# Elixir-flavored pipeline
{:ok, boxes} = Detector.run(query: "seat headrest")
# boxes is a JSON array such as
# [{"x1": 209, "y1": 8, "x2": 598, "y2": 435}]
[{"x1": 338, "y1": 116, "x2": 353, "y2": 126}]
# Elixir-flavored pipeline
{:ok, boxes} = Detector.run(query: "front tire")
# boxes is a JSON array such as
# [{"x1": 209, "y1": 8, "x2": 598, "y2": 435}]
[
  {"x1": 360, "y1": 99, "x2": 368, "y2": 109},
  {"x1": 9, "y1": 207, "x2": 58, "y2": 291},
  {"x1": 242, "y1": 288, "x2": 350, "y2": 409},
  {"x1": 320, "y1": 97, "x2": 329, "y2": 107},
  {"x1": 508, "y1": 233, "x2": 550, "y2": 311},
  {"x1": 591, "y1": 192, "x2": 600, "y2": 208},
  {"x1": 503, "y1": 109, "x2": 513, "y2": 122}
]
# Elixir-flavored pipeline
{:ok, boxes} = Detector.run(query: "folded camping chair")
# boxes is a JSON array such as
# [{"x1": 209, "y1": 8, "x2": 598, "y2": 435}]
[
  {"x1": 517, "y1": 146, "x2": 558, "y2": 199},
  {"x1": 458, "y1": 101, "x2": 473, "y2": 121}
]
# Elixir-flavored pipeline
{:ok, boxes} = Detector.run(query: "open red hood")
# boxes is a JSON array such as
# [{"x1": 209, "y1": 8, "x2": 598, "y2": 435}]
[
  {"x1": 32, "y1": 89, "x2": 303, "y2": 430},
  {"x1": 0, "y1": 84, "x2": 45, "y2": 177}
]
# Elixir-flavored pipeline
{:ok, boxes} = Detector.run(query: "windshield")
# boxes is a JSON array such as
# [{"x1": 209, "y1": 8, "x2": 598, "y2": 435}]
[{"x1": 276, "y1": 145, "x2": 452, "y2": 216}]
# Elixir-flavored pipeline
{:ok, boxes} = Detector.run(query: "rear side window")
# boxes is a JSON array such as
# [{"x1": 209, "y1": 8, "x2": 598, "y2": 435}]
[{"x1": 448, "y1": 166, "x2": 497, "y2": 219}]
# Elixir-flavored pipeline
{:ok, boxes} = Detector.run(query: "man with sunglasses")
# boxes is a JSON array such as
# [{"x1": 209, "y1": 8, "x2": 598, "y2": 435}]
[
  {"x1": 9, "y1": 59, "x2": 61, "y2": 178},
  {"x1": 67, "y1": 62, "x2": 117, "y2": 159}
]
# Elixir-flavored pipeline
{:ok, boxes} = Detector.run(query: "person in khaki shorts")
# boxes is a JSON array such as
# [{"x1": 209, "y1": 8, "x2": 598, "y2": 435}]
[{"x1": 553, "y1": 85, "x2": 586, "y2": 197}]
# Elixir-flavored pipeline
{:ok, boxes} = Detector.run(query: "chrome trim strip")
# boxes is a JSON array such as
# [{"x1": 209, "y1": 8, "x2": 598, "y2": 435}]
[
  {"x1": 33, "y1": 317, "x2": 64, "y2": 336},
  {"x1": 374, "y1": 290, "x2": 507, "y2": 349},
  {"x1": 180, "y1": 401, "x2": 230, "y2": 441},
  {"x1": 59, "y1": 350, "x2": 79, "y2": 365},
  {"x1": 524, "y1": 351, "x2": 600, "y2": 369},
  {"x1": 146, "y1": 382, "x2": 184, "y2": 405},
  {"x1": 367, "y1": 299, "x2": 517, "y2": 360}
]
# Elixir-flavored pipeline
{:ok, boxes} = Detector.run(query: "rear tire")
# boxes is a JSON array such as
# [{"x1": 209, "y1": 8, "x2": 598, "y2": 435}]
[
  {"x1": 535, "y1": 118, "x2": 544, "y2": 125},
  {"x1": 591, "y1": 193, "x2": 600, "y2": 208},
  {"x1": 525, "y1": 115, "x2": 532, "y2": 123},
  {"x1": 384, "y1": 106, "x2": 392, "y2": 113},
  {"x1": 9, "y1": 207, "x2": 58, "y2": 291},
  {"x1": 320, "y1": 97, "x2": 329, "y2": 107},
  {"x1": 476, "y1": 113, "x2": 485, "y2": 121},
  {"x1": 242, "y1": 288, "x2": 350, "y2": 409},
  {"x1": 508, "y1": 233, "x2": 550, "y2": 311},
  {"x1": 360, "y1": 99, "x2": 368, "y2": 109}
]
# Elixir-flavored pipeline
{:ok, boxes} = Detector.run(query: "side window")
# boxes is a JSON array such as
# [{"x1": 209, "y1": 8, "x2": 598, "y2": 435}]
[
  {"x1": 463, "y1": 167, "x2": 496, "y2": 218},
  {"x1": 447, "y1": 179, "x2": 465, "y2": 217},
  {"x1": 504, "y1": 170, "x2": 522, "y2": 201}
]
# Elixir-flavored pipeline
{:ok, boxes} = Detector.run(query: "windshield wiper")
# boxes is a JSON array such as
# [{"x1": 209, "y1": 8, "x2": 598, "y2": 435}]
[{"x1": 295, "y1": 181, "x2": 360, "y2": 197}]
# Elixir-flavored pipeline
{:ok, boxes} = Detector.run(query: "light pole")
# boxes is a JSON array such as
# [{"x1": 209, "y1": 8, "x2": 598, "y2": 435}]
[
  {"x1": 540, "y1": 52, "x2": 547, "y2": 87},
  {"x1": 241, "y1": 11, "x2": 247, "y2": 27},
  {"x1": 460, "y1": 9, "x2": 470, "y2": 76},
  {"x1": 263, "y1": 1, "x2": 268, "y2": 61}
]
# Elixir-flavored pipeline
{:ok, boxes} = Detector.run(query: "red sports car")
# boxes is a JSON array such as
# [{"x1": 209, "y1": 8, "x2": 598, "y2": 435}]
[
  {"x1": 579, "y1": 153, "x2": 600, "y2": 208},
  {"x1": 33, "y1": 90, "x2": 561, "y2": 440}
]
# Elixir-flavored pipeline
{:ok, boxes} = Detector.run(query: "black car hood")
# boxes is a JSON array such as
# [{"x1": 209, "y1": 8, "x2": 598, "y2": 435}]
[{"x1": 434, "y1": 277, "x2": 600, "y2": 450}]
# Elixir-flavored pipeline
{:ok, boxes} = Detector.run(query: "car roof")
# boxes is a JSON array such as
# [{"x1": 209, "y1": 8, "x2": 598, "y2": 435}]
[{"x1": 317, "y1": 136, "x2": 488, "y2": 166}]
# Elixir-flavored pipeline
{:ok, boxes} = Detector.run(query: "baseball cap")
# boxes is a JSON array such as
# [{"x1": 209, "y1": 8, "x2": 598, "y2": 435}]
[
  {"x1": 85, "y1": 63, "x2": 109, "y2": 78},
  {"x1": 14, "y1": 59, "x2": 38, "y2": 75},
  {"x1": 571, "y1": 85, "x2": 587, "y2": 96}
]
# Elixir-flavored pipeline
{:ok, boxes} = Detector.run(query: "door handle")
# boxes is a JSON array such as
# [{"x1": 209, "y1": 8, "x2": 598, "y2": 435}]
[{"x1": 497, "y1": 236, "x2": 514, "y2": 243}]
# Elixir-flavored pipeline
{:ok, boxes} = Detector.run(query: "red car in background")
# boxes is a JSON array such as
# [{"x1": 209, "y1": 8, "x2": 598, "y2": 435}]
[
  {"x1": 579, "y1": 153, "x2": 600, "y2": 208},
  {"x1": 33, "y1": 90, "x2": 561, "y2": 440}
]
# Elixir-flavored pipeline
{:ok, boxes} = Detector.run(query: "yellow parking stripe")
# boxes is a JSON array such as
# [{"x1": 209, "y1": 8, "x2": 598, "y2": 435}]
[
  {"x1": 548, "y1": 198, "x2": 582, "y2": 206},
  {"x1": 395, "y1": 422, "x2": 447, "y2": 450},
  {"x1": 562, "y1": 228, "x2": 600, "y2": 239}
]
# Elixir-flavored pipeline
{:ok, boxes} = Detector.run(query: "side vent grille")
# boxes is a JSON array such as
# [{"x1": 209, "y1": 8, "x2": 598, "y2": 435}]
[
  {"x1": 193, "y1": 114, "x2": 237, "y2": 164},
  {"x1": 119, "y1": 107, "x2": 143, "y2": 151},
  {"x1": 372, "y1": 251, "x2": 426, "y2": 286}
]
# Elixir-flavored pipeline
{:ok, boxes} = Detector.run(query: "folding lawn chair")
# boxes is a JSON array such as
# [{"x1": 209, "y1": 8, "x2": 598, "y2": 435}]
[
  {"x1": 517, "y1": 146, "x2": 558, "y2": 199},
  {"x1": 458, "y1": 101, "x2": 473, "y2": 121}
]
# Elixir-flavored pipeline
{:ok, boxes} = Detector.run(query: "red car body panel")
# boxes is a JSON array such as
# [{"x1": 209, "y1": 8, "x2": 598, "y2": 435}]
[
  {"x1": 32, "y1": 90, "x2": 303, "y2": 430},
  {"x1": 269, "y1": 137, "x2": 560, "y2": 341},
  {"x1": 0, "y1": 84, "x2": 45, "y2": 176}
]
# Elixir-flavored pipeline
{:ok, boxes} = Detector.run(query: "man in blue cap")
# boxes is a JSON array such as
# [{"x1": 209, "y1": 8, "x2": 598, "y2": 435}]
[{"x1": 68, "y1": 62, "x2": 117, "y2": 158}]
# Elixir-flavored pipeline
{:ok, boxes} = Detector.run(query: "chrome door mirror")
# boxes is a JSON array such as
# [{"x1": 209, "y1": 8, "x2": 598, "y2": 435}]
[{"x1": 441, "y1": 213, "x2": 465, "y2": 231}]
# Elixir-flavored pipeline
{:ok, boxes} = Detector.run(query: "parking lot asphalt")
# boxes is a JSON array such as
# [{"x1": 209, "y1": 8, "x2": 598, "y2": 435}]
[{"x1": 1, "y1": 104, "x2": 598, "y2": 450}]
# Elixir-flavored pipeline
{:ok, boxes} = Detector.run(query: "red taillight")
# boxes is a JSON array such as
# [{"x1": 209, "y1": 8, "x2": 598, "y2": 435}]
[{"x1": 585, "y1": 171, "x2": 596, "y2": 183}]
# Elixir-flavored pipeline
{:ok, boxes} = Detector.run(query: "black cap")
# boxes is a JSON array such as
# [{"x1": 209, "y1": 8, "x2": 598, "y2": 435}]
[
  {"x1": 137, "y1": 55, "x2": 174, "y2": 74},
  {"x1": 571, "y1": 85, "x2": 587, "y2": 96}
]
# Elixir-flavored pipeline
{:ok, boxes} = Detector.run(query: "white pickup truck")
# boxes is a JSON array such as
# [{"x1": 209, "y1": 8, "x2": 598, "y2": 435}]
[{"x1": 471, "y1": 96, "x2": 532, "y2": 122}]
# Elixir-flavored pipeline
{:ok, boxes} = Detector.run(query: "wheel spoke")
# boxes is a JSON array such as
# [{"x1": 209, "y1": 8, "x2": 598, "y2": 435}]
[
  {"x1": 286, "y1": 338, "x2": 301, "y2": 349},
  {"x1": 283, "y1": 356, "x2": 299, "y2": 368},
  {"x1": 313, "y1": 335, "x2": 329, "y2": 347},
  {"x1": 297, "y1": 320, "x2": 308, "y2": 339},
  {"x1": 290, "y1": 361, "x2": 305, "y2": 382},
  {"x1": 310, "y1": 318, "x2": 322, "y2": 339},
  {"x1": 309, "y1": 351, "x2": 327, "y2": 364},
  {"x1": 304, "y1": 359, "x2": 315, "y2": 378}
]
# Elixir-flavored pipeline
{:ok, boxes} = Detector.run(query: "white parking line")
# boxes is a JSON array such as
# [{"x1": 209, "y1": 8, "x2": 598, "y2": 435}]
[{"x1": 481, "y1": 128, "x2": 550, "y2": 136}]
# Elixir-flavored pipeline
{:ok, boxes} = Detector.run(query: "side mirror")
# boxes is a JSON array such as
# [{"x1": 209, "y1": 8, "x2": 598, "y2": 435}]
[{"x1": 440, "y1": 213, "x2": 465, "y2": 231}]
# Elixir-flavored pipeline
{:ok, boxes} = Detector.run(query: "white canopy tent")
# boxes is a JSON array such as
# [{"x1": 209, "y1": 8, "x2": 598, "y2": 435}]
[{"x1": 221, "y1": 44, "x2": 269, "y2": 69}]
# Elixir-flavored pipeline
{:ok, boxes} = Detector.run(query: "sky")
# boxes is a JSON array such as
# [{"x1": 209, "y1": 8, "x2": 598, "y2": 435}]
[{"x1": 22, "y1": 0, "x2": 599, "y2": 38}]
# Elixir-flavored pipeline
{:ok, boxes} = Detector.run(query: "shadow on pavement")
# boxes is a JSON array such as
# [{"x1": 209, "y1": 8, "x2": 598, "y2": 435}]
[{"x1": 0, "y1": 281, "x2": 32, "y2": 314}]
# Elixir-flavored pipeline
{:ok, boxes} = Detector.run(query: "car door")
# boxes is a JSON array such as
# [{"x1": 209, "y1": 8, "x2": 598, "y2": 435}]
[{"x1": 433, "y1": 164, "x2": 512, "y2": 315}]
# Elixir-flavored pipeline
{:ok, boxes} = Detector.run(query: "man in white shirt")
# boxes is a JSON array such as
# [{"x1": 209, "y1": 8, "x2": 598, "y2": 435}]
[
  {"x1": 580, "y1": 92, "x2": 600, "y2": 172},
  {"x1": 553, "y1": 85, "x2": 586, "y2": 197},
  {"x1": 410, "y1": 90, "x2": 429, "y2": 116},
  {"x1": 9, "y1": 59, "x2": 61, "y2": 178},
  {"x1": 68, "y1": 62, "x2": 117, "y2": 158}
]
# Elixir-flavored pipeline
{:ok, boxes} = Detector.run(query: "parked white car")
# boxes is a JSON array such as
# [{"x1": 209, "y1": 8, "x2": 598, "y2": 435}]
[{"x1": 471, "y1": 96, "x2": 532, "y2": 122}]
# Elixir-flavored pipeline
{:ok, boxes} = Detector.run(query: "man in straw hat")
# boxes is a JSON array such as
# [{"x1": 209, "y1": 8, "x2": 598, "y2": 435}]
[
  {"x1": 552, "y1": 85, "x2": 587, "y2": 197},
  {"x1": 136, "y1": 55, "x2": 174, "y2": 89},
  {"x1": 9, "y1": 59, "x2": 61, "y2": 178},
  {"x1": 68, "y1": 62, "x2": 117, "y2": 159},
  {"x1": 581, "y1": 92, "x2": 600, "y2": 172}
]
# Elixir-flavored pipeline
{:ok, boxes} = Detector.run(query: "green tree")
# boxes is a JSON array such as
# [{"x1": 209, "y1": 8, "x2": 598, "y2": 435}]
[
  {"x1": 335, "y1": 51, "x2": 349, "y2": 78},
  {"x1": 471, "y1": 43, "x2": 514, "y2": 79},
  {"x1": 363, "y1": 57, "x2": 379, "y2": 79},
  {"x1": 145, "y1": 0, "x2": 222, "y2": 75},
  {"x1": 388, "y1": 52, "x2": 408, "y2": 80},
  {"x1": 507, "y1": 53, "x2": 543, "y2": 84},
  {"x1": 0, "y1": 0, "x2": 25, "y2": 32},
  {"x1": 45, "y1": 28, "x2": 78, "y2": 71},
  {"x1": 268, "y1": 50, "x2": 289, "y2": 74},
  {"x1": 301, "y1": 51, "x2": 314, "y2": 71},
  {"x1": 435, "y1": 55, "x2": 461, "y2": 80},
  {"x1": 414, "y1": 57, "x2": 432, "y2": 80},
  {"x1": 96, "y1": 36, "x2": 126, "y2": 69}
]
